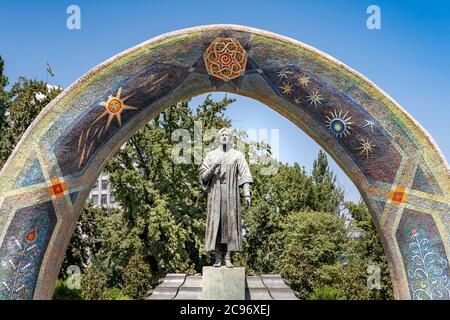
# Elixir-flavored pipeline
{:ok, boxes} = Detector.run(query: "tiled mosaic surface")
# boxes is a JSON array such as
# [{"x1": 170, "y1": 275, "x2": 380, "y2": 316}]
[{"x1": 0, "y1": 25, "x2": 448, "y2": 299}]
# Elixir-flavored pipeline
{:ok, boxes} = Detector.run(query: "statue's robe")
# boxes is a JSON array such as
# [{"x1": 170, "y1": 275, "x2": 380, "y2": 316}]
[{"x1": 200, "y1": 148, "x2": 253, "y2": 252}]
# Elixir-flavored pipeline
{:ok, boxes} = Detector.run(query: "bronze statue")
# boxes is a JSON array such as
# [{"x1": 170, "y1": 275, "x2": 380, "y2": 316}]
[{"x1": 200, "y1": 128, "x2": 253, "y2": 268}]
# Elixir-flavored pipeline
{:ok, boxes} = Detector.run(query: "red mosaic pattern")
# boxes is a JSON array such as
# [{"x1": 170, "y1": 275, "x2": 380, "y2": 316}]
[{"x1": 204, "y1": 38, "x2": 247, "y2": 81}]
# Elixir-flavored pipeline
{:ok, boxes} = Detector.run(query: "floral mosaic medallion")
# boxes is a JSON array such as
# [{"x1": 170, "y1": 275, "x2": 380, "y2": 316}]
[{"x1": 204, "y1": 37, "x2": 247, "y2": 81}]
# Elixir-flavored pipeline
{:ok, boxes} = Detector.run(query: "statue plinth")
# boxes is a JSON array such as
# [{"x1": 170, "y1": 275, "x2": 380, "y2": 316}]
[{"x1": 201, "y1": 266, "x2": 245, "y2": 300}]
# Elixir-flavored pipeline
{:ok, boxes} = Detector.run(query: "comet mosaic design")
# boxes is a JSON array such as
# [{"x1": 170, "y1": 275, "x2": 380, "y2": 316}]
[{"x1": 0, "y1": 25, "x2": 448, "y2": 300}]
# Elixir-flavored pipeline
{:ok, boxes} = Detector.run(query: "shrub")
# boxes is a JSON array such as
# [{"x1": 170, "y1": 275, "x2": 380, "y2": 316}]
[
  {"x1": 81, "y1": 264, "x2": 107, "y2": 300},
  {"x1": 53, "y1": 279, "x2": 82, "y2": 300},
  {"x1": 103, "y1": 287, "x2": 131, "y2": 300},
  {"x1": 310, "y1": 287, "x2": 343, "y2": 300},
  {"x1": 122, "y1": 255, "x2": 153, "y2": 299}
]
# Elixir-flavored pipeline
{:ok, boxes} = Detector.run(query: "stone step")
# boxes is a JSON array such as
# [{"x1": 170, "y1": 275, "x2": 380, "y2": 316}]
[{"x1": 146, "y1": 269, "x2": 299, "y2": 300}]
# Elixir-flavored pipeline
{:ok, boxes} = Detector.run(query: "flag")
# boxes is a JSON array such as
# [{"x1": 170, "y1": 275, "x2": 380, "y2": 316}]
[{"x1": 46, "y1": 62, "x2": 54, "y2": 77}]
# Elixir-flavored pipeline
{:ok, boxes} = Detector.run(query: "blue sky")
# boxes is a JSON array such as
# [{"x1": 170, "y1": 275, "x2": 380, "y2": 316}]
[{"x1": 0, "y1": 0, "x2": 449, "y2": 202}]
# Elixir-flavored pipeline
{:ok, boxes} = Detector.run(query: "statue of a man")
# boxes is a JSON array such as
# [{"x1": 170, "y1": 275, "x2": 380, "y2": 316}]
[{"x1": 199, "y1": 128, "x2": 253, "y2": 268}]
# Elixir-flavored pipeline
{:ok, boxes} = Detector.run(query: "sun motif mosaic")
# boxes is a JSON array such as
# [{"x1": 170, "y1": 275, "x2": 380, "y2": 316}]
[
  {"x1": 76, "y1": 87, "x2": 138, "y2": 168},
  {"x1": 277, "y1": 69, "x2": 293, "y2": 80},
  {"x1": 325, "y1": 109, "x2": 353, "y2": 138},
  {"x1": 93, "y1": 87, "x2": 137, "y2": 130},
  {"x1": 357, "y1": 138, "x2": 376, "y2": 158},
  {"x1": 204, "y1": 38, "x2": 247, "y2": 81}
]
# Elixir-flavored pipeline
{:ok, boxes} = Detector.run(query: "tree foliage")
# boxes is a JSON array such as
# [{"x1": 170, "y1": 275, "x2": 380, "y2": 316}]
[
  {"x1": 53, "y1": 279, "x2": 82, "y2": 300},
  {"x1": 0, "y1": 70, "x2": 62, "y2": 168},
  {"x1": 59, "y1": 205, "x2": 103, "y2": 278},
  {"x1": 0, "y1": 56, "x2": 394, "y2": 300},
  {"x1": 310, "y1": 286, "x2": 343, "y2": 300},
  {"x1": 345, "y1": 200, "x2": 394, "y2": 299},
  {"x1": 242, "y1": 156, "x2": 344, "y2": 275},
  {"x1": 122, "y1": 254, "x2": 154, "y2": 299},
  {"x1": 67, "y1": 96, "x2": 392, "y2": 299},
  {"x1": 80, "y1": 264, "x2": 107, "y2": 300},
  {"x1": 0, "y1": 56, "x2": 10, "y2": 130},
  {"x1": 100, "y1": 96, "x2": 234, "y2": 283}
]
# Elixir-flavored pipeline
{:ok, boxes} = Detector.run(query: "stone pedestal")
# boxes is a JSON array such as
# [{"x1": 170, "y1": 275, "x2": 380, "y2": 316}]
[{"x1": 201, "y1": 266, "x2": 245, "y2": 300}]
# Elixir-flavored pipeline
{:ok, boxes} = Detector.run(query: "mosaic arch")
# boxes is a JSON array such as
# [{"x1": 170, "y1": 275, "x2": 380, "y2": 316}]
[{"x1": 0, "y1": 25, "x2": 449, "y2": 300}]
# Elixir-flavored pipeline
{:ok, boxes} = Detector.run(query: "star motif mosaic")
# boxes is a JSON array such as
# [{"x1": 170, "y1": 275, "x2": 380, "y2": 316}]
[
  {"x1": 307, "y1": 91, "x2": 324, "y2": 107},
  {"x1": 297, "y1": 75, "x2": 310, "y2": 87},
  {"x1": 279, "y1": 82, "x2": 293, "y2": 95},
  {"x1": 277, "y1": 69, "x2": 293, "y2": 80},
  {"x1": 363, "y1": 119, "x2": 376, "y2": 132}
]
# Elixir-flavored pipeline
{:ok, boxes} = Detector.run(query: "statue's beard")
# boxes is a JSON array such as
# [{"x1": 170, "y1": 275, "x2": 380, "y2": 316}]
[{"x1": 220, "y1": 142, "x2": 231, "y2": 151}]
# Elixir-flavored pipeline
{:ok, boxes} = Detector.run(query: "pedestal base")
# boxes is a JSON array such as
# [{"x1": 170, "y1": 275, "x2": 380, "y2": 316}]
[{"x1": 201, "y1": 266, "x2": 245, "y2": 300}]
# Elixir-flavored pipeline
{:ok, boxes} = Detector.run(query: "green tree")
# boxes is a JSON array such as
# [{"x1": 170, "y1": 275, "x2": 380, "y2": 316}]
[
  {"x1": 345, "y1": 200, "x2": 394, "y2": 299},
  {"x1": 94, "y1": 96, "x2": 235, "y2": 287},
  {"x1": 0, "y1": 56, "x2": 11, "y2": 166},
  {"x1": 59, "y1": 205, "x2": 103, "y2": 279},
  {"x1": 103, "y1": 288, "x2": 131, "y2": 300},
  {"x1": 0, "y1": 56, "x2": 10, "y2": 122},
  {"x1": 122, "y1": 254, "x2": 154, "y2": 299},
  {"x1": 241, "y1": 151, "x2": 394, "y2": 300},
  {"x1": 243, "y1": 151, "x2": 345, "y2": 275},
  {"x1": 311, "y1": 150, "x2": 344, "y2": 215},
  {"x1": 277, "y1": 211, "x2": 349, "y2": 299},
  {"x1": 81, "y1": 263, "x2": 108, "y2": 300},
  {"x1": 0, "y1": 76, "x2": 62, "y2": 168}
]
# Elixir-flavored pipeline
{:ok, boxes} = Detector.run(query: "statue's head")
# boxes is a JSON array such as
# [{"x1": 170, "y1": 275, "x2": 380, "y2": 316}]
[{"x1": 217, "y1": 127, "x2": 232, "y2": 146}]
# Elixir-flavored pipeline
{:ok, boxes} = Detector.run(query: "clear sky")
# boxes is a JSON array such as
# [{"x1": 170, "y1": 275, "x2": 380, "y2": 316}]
[{"x1": 0, "y1": 0, "x2": 449, "y2": 202}]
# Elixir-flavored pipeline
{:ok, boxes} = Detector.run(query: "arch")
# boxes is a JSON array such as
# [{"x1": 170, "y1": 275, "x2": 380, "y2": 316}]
[{"x1": 0, "y1": 25, "x2": 449, "y2": 300}]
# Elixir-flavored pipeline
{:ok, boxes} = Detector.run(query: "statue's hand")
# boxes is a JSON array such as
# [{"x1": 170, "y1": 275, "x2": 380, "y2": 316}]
[
  {"x1": 214, "y1": 156, "x2": 226, "y2": 167},
  {"x1": 212, "y1": 159, "x2": 222, "y2": 169},
  {"x1": 245, "y1": 196, "x2": 251, "y2": 207}
]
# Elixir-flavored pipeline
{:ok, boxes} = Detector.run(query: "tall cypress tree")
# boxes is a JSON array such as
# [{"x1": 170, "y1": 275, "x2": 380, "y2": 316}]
[
  {"x1": 311, "y1": 150, "x2": 344, "y2": 215},
  {"x1": 0, "y1": 56, "x2": 9, "y2": 121}
]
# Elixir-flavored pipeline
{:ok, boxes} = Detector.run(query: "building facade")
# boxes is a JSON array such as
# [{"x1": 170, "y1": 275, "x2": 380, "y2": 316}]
[{"x1": 87, "y1": 172, "x2": 119, "y2": 208}]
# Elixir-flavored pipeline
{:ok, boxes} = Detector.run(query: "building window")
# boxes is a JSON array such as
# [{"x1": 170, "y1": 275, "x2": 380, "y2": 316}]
[
  {"x1": 101, "y1": 194, "x2": 107, "y2": 206},
  {"x1": 92, "y1": 194, "x2": 98, "y2": 205},
  {"x1": 110, "y1": 193, "x2": 116, "y2": 204},
  {"x1": 93, "y1": 181, "x2": 98, "y2": 190},
  {"x1": 101, "y1": 179, "x2": 108, "y2": 190}
]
